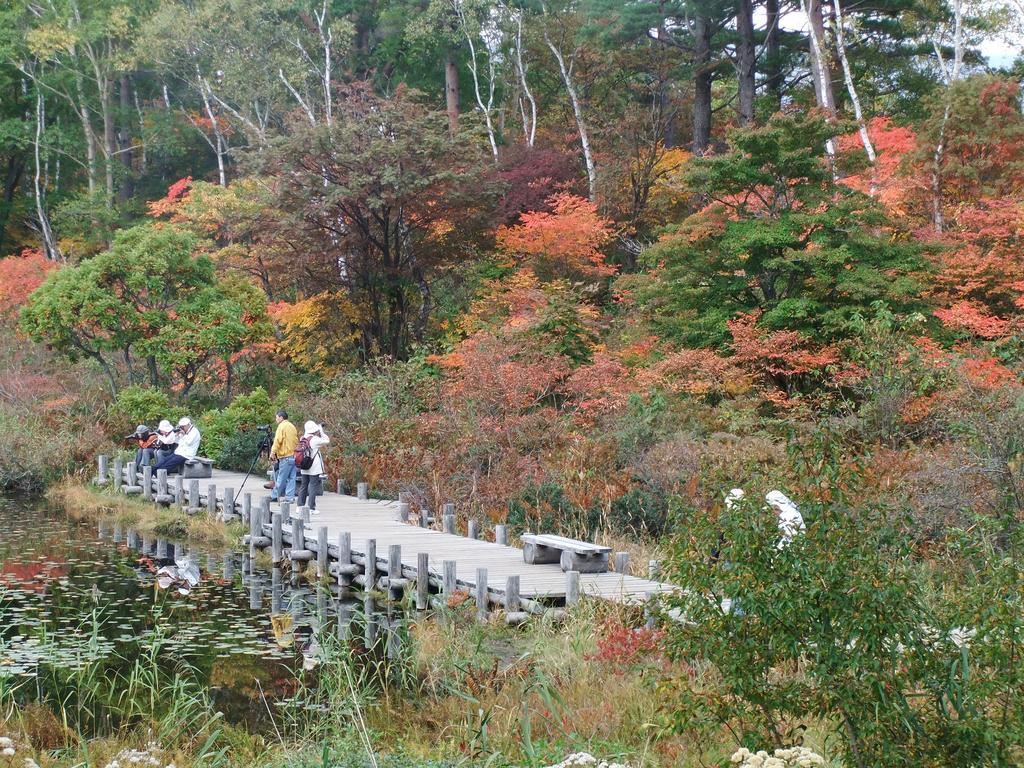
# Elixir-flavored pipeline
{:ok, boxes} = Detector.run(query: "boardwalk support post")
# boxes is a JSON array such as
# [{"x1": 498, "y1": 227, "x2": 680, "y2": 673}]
[
  {"x1": 336, "y1": 478, "x2": 345, "y2": 495},
  {"x1": 467, "y1": 519, "x2": 478, "y2": 540},
  {"x1": 142, "y1": 465, "x2": 152, "y2": 501},
  {"x1": 387, "y1": 544, "x2": 407, "y2": 598},
  {"x1": 207, "y1": 483, "x2": 218, "y2": 516},
  {"x1": 357, "y1": 482, "x2": 368, "y2": 501},
  {"x1": 272, "y1": 512, "x2": 283, "y2": 563},
  {"x1": 357, "y1": 539, "x2": 376, "y2": 589},
  {"x1": 335, "y1": 532, "x2": 358, "y2": 588},
  {"x1": 565, "y1": 570, "x2": 580, "y2": 606},
  {"x1": 317, "y1": 526, "x2": 328, "y2": 579},
  {"x1": 505, "y1": 576, "x2": 527, "y2": 625},
  {"x1": 443, "y1": 560, "x2": 457, "y2": 598},
  {"x1": 223, "y1": 487, "x2": 235, "y2": 520},
  {"x1": 125, "y1": 462, "x2": 141, "y2": 494},
  {"x1": 475, "y1": 568, "x2": 489, "y2": 622},
  {"x1": 416, "y1": 552, "x2": 430, "y2": 611},
  {"x1": 443, "y1": 515, "x2": 455, "y2": 535},
  {"x1": 242, "y1": 492, "x2": 252, "y2": 526},
  {"x1": 112, "y1": 457, "x2": 123, "y2": 492},
  {"x1": 156, "y1": 469, "x2": 170, "y2": 504},
  {"x1": 614, "y1": 552, "x2": 630, "y2": 575},
  {"x1": 188, "y1": 479, "x2": 201, "y2": 514},
  {"x1": 96, "y1": 454, "x2": 109, "y2": 485},
  {"x1": 494, "y1": 524, "x2": 507, "y2": 546},
  {"x1": 173, "y1": 476, "x2": 184, "y2": 508},
  {"x1": 398, "y1": 502, "x2": 410, "y2": 523}
]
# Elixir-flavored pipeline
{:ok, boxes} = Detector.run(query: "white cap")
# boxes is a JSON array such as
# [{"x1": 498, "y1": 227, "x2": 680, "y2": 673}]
[
  {"x1": 177, "y1": 416, "x2": 192, "y2": 428},
  {"x1": 724, "y1": 488, "x2": 745, "y2": 509},
  {"x1": 303, "y1": 420, "x2": 319, "y2": 435},
  {"x1": 158, "y1": 419, "x2": 173, "y2": 432}
]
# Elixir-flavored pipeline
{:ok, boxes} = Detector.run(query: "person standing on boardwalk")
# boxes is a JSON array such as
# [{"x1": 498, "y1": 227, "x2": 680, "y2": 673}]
[
  {"x1": 269, "y1": 410, "x2": 298, "y2": 503},
  {"x1": 297, "y1": 421, "x2": 329, "y2": 514}
]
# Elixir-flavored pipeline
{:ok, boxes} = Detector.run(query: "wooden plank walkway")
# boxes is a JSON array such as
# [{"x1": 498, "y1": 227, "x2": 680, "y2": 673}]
[{"x1": 102, "y1": 457, "x2": 671, "y2": 609}]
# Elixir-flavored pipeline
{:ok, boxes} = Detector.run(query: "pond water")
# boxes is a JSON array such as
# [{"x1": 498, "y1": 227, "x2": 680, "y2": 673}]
[{"x1": 0, "y1": 496, "x2": 407, "y2": 732}]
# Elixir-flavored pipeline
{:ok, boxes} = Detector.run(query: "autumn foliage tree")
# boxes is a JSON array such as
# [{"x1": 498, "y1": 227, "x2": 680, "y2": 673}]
[
  {"x1": 629, "y1": 111, "x2": 927, "y2": 360},
  {"x1": 258, "y1": 84, "x2": 498, "y2": 362},
  {"x1": 496, "y1": 193, "x2": 615, "y2": 282},
  {"x1": 20, "y1": 223, "x2": 269, "y2": 396},
  {"x1": 0, "y1": 249, "x2": 57, "y2": 318}
]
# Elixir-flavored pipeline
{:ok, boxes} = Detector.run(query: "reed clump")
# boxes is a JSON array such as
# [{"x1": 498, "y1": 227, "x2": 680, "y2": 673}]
[{"x1": 46, "y1": 480, "x2": 241, "y2": 547}]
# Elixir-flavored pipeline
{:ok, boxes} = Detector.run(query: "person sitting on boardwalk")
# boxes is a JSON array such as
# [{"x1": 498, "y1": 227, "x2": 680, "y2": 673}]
[
  {"x1": 129, "y1": 424, "x2": 159, "y2": 470},
  {"x1": 296, "y1": 421, "x2": 329, "y2": 514},
  {"x1": 765, "y1": 490, "x2": 806, "y2": 548},
  {"x1": 154, "y1": 420, "x2": 178, "y2": 465},
  {"x1": 269, "y1": 410, "x2": 298, "y2": 504},
  {"x1": 154, "y1": 417, "x2": 202, "y2": 474}
]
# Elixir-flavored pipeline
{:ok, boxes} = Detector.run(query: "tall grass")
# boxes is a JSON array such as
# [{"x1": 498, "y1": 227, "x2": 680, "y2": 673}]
[{"x1": 1, "y1": 605, "x2": 228, "y2": 765}]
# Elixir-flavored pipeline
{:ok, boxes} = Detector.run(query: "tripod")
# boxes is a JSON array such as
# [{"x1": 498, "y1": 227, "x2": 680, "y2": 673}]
[{"x1": 237, "y1": 430, "x2": 272, "y2": 498}]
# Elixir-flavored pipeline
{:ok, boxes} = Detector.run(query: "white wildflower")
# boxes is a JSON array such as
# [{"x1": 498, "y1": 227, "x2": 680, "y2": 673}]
[{"x1": 732, "y1": 746, "x2": 827, "y2": 768}]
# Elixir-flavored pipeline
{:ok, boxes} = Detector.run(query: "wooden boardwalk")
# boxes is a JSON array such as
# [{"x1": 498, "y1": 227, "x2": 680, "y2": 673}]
[{"x1": 101, "y1": 457, "x2": 671, "y2": 611}]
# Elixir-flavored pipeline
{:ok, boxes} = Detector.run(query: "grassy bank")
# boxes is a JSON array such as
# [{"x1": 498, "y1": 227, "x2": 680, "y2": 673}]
[
  {"x1": 46, "y1": 480, "x2": 242, "y2": 548},
  {"x1": 0, "y1": 590, "x2": 774, "y2": 768}
]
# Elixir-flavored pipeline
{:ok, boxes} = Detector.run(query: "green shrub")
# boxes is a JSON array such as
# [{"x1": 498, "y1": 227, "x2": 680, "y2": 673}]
[
  {"x1": 218, "y1": 429, "x2": 270, "y2": 473},
  {"x1": 197, "y1": 387, "x2": 276, "y2": 463},
  {"x1": 106, "y1": 386, "x2": 182, "y2": 434},
  {"x1": 609, "y1": 487, "x2": 671, "y2": 538},
  {"x1": 660, "y1": 429, "x2": 1024, "y2": 766}
]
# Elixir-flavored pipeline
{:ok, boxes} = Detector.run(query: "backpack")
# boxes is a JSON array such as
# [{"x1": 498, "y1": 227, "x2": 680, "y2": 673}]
[{"x1": 293, "y1": 437, "x2": 314, "y2": 470}]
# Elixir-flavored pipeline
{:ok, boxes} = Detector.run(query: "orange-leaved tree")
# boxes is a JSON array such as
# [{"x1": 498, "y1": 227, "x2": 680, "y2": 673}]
[
  {"x1": 497, "y1": 193, "x2": 615, "y2": 281},
  {"x1": 0, "y1": 249, "x2": 57, "y2": 319}
]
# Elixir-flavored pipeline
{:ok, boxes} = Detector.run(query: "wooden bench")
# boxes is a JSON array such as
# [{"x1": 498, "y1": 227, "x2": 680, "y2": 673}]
[
  {"x1": 182, "y1": 457, "x2": 213, "y2": 479},
  {"x1": 521, "y1": 533, "x2": 611, "y2": 573}
]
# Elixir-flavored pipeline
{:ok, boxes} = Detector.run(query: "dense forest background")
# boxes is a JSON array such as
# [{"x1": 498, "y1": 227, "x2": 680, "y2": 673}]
[
  {"x1": 2, "y1": 1, "x2": 1024, "y2": 764},
  {"x1": 2, "y1": 0, "x2": 1023, "y2": 518}
]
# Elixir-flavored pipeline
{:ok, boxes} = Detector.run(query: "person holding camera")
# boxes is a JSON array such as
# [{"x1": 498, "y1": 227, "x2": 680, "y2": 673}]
[
  {"x1": 154, "y1": 420, "x2": 178, "y2": 465},
  {"x1": 269, "y1": 410, "x2": 298, "y2": 503},
  {"x1": 128, "y1": 425, "x2": 158, "y2": 470},
  {"x1": 296, "y1": 420, "x2": 329, "y2": 513},
  {"x1": 154, "y1": 417, "x2": 202, "y2": 474}
]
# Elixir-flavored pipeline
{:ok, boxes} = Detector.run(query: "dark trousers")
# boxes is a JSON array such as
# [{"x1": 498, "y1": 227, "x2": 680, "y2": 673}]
[
  {"x1": 297, "y1": 474, "x2": 323, "y2": 510},
  {"x1": 154, "y1": 453, "x2": 187, "y2": 474}
]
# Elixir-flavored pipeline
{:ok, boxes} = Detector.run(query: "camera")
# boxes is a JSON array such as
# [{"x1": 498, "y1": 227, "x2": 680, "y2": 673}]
[{"x1": 256, "y1": 424, "x2": 271, "y2": 432}]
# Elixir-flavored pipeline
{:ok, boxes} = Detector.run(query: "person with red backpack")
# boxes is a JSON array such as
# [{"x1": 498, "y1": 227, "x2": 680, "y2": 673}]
[{"x1": 296, "y1": 420, "x2": 329, "y2": 513}]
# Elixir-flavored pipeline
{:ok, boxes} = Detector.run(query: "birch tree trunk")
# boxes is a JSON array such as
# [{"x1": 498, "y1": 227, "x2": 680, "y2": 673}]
[
  {"x1": 832, "y1": 0, "x2": 875, "y2": 164},
  {"x1": 543, "y1": 26, "x2": 596, "y2": 201},
  {"x1": 931, "y1": 0, "x2": 964, "y2": 233},
  {"x1": 804, "y1": 0, "x2": 836, "y2": 159},
  {"x1": 514, "y1": 10, "x2": 537, "y2": 147},
  {"x1": 32, "y1": 90, "x2": 60, "y2": 261},
  {"x1": 454, "y1": 0, "x2": 499, "y2": 160}
]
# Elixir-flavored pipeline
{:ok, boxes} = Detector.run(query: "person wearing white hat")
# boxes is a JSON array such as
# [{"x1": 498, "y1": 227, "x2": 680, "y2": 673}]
[
  {"x1": 154, "y1": 416, "x2": 202, "y2": 474},
  {"x1": 154, "y1": 419, "x2": 178, "y2": 466},
  {"x1": 296, "y1": 420, "x2": 329, "y2": 513},
  {"x1": 765, "y1": 490, "x2": 805, "y2": 548}
]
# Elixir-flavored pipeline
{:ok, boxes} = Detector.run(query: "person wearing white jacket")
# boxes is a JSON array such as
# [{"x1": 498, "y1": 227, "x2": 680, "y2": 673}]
[
  {"x1": 297, "y1": 420, "x2": 329, "y2": 513},
  {"x1": 154, "y1": 417, "x2": 201, "y2": 474},
  {"x1": 765, "y1": 490, "x2": 806, "y2": 548}
]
